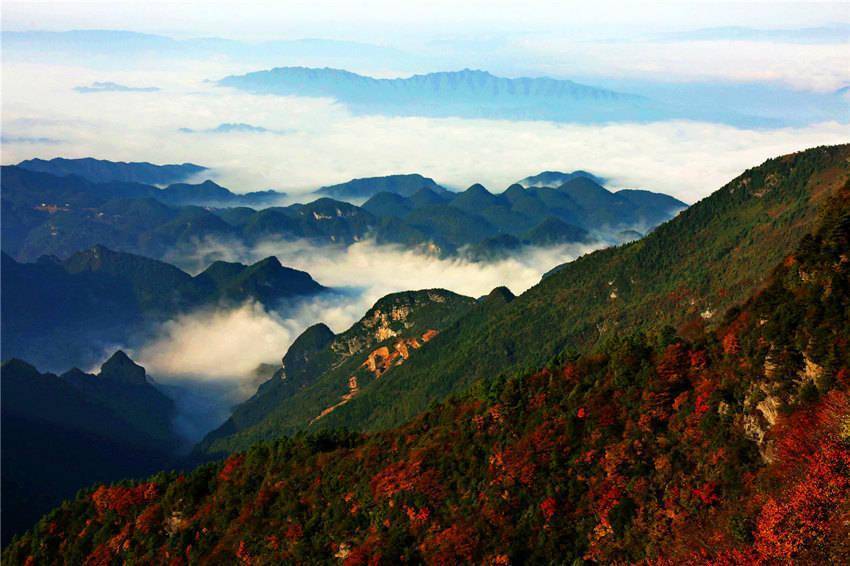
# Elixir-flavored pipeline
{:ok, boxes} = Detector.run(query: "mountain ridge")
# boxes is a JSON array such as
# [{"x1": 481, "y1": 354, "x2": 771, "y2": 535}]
[
  {"x1": 203, "y1": 144, "x2": 849, "y2": 454},
  {"x1": 7, "y1": 145, "x2": 849, "y2": 564},
  {"x1": 1, "y1": 246, "x2": 325, "y2": 371}
]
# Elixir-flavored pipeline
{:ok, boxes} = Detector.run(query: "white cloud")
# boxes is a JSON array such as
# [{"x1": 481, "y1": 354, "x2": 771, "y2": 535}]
[
  {"x1": 518, "y1": 38, "x2": 850, "y2": 92},
  {"x1": 3, "y1": 61, "x2": 848, "y2": 203},
  {"x1": 133, "y1": 302, "x2": 291, "y2": 386},
  {"x1": 132, "y1": 237, "x2": 599, "y2": 442},
  {"x1": 140, "y1": 237, "x2": 600, "y2": 394}
]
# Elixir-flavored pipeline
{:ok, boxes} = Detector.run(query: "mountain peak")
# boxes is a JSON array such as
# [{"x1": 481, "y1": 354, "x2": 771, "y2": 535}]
[
  {"x1": 466, "y1": 183, "x2": 491, "y2": 194},
  {"x1": 1, "y1": 358, "x2": 41, "y2": 380},
  {"x1": 518, "y1": 170, "x2": 606, "y2": 188},
  {"x1": 483, "y1": 286, "x2": 516, "y2": 305},
  {"x1": 252, "y1": 256, "x2": 283, "y2": 269},
  {"x1": 99, "y1": 350, "x2": 147, "y2": 385}
]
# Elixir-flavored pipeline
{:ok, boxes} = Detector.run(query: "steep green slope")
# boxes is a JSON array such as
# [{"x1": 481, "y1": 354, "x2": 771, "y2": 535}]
[
  {"x1": 303, "y1": 144, "x2": 850, "y2": 433},
  {"x1": 196, "y1": 289, "x2": 477, "y2": 456},
  {"x1": 8, "y1": 171, "x2": 848, "y2": 564}
]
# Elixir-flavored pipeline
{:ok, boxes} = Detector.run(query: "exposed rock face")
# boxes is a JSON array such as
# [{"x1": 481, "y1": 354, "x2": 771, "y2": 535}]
[
  {"x1": 360, "y1": 330, "x2": 438, "y2": 378},
  {"x1": 333, "y1": 290, "x2": 460, "y2": 357},
  {"x1": 802, "y1": 354, "x2": 824, "y2": 384},
  {"x1": 740, "y1": 382, "x2": 785, "y2": 462},
  {"x1": 312, "y1": 330, "x2": 439, "y2": 424},
  {"x1": 756, "y1": 394, "x2": 782, "y2": 427}
]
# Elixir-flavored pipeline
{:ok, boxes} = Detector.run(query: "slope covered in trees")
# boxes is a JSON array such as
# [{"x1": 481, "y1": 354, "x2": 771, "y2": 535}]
[
  {"x1": 5, "y1": 149, "x2": 849, "y2": 564},
  {"x1": 196, "y1": 289, "x2": 477, "y2": 456},
  {"x1": 205, "y1": 144, "x2": 850, "y2": 451}
]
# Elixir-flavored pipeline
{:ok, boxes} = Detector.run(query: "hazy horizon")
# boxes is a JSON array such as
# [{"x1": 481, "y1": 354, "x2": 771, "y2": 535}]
[{"x1": 2, "y1": 1, "x2": 848, "y2": 203}]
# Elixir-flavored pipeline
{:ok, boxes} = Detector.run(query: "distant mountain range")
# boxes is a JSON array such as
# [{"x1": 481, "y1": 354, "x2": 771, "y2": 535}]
[
  {"x1": 1, "y1": 352, "x2": 178, "y2": 544},
  {"x1": 2, "y1": 160, "x2": 685, "y2": 263},
  {"x1": 18, "y1": 157, "x2": 206, "y2": 185},
  {"x1": 2, "y1": 30, "x2": 412, "y2": 69},
  {"x1": 13, "y1": 158, "x2": 286, "y2": 207},
  {"x1": 216, "y1": 67, "x2": 816, "y2": 126},
  {"x1": 2, "y1": 246, "x2": 324, "y2": 371},
  {"x1": 74, "y1": 81, "x2": 160, "y2": 93},
  {"x1": 218, "y1": 67, "x2": 677, "y2": 123}
]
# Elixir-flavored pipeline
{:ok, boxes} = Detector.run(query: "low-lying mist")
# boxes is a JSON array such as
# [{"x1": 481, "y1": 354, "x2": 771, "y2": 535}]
[{"x1": 135, "y1": 238, "x2": 603, "y2": 445}]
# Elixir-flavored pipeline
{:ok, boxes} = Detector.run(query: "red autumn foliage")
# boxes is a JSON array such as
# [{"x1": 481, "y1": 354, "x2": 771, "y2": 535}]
[
  {"x1": 371, "y1": 456, "x2": 444, "y2": 502},
  {"x1": 134, "y1": 503, "x2": 162, "y2": 535},
  {"x1": 284, "y1": 522, "x2": 303, "y2": 542},
  {"x1": 405, "y1": 505, "x2": 431, "y2": 528},
  {"x1": 218, "y1": 454, "x2": 246, "y2": 482},
  {"x1": 91, "y1": 482, "x2": 157, "y2": 516},
  {"x1": 420, "y1": 524, "x2": 478, "y2": 565},
  {"x1": 540, "y1": 497, "x2": 557, "y2": 523},
  {"x1": 721, "y1": 332, "x2": 741, "y2": 355}
]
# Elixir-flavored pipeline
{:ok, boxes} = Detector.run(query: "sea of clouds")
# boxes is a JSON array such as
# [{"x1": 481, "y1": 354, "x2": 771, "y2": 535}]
[
  {"x1": 121, "y1": 237, "x2": 601, "y2": 444},
  {"x1": 3, "y1": 60, "x2": 849, "y2": 203}
]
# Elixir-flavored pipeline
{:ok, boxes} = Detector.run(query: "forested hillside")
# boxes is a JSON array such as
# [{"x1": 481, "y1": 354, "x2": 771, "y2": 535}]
[
  {"x1": 208, "y1": 145, "x2": 850, "y2": 451},
  {"x1": 5, "y1": 149, "x2": 848, "y2": 564}
]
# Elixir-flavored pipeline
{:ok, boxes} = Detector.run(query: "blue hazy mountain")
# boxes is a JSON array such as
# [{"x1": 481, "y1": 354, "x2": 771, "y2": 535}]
[
  {"x1": 657, "y1": 24, "x2": 850, "y2": 43},
  {"x1": 1, "y1": 352, "x2": 178, "y2": 544},
  {"x1": 178, "y1": 122, "x2": 273, "y2": 134},
  {"x1": 218, "y1": 67, "x2": 674, "y2": 123},
  {"x1": 10, "y1": 160, "x2": 286, "y2": 207},
  {"x1": 1, "y1": 246, "x2": 325, "y2": 371},
  {"x1": 2, "y1": 30, "x2": 412, "y2": 69},
  {"x1": 315, "y1": 173, "x2": 450, "y2": 200},
  {"x1": 74, "y1": 81, "x2": 160, "y2": 93},
  {"x1": 517, "y1": 170, "x2": 606, "y2": 188},
  {"x1": 17, "y1": 157, "x2": 206, "y2": 185}
]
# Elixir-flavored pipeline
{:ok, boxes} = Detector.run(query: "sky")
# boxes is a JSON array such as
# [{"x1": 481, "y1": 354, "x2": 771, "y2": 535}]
[
  {"x1": 4, "y1": 1, "x2": 849, "y2": 39},
  {"x1": 2, "y1": 0, "x2": 848, "y2": 200}
]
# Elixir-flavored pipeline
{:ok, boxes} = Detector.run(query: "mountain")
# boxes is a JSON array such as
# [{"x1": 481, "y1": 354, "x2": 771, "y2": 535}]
[
  {"x1": 315, "y1": 173, "x2": 449, "y2": 201},
  {"x1": 7, "y1": 145, "x2": 849, "y2": 564},
  {"x1": 155, "y1": 180, "x2": 285, "y2": 207},
  {"x1": 218, "y1": 67, "x2": 674, "y2": 123},
  {"x1": 199, "y1": 144, "x2": 850, "y2": 452},
  {"x1": 615, "y1": 188, "x2": 691, "y2": 228},
  {"x1": 517, "y1": 170, "x2": 606, "y2": 187},
  {"x1": 2, "y1": 165, "x2": 683, "y2": 262},
  {"x1": 7, "y1": 161, "x2": 285, "y2": 209},
  {"x1": 361, "y1": 191, "x2": 414, "y2": 218},
  {"x1": 196, "y1": 289, "x2": 477, "y2": 456},
  {"x1": 17, "y1": 157, "x2": 206, "y2": 185},
  {"x1": 298, "y1": 144, "x2": 849, "y2": 435},
  {"x1": 368, "y1": 178, "x2": 685, "y2": 253},
  {"x1": 465, "y1": 217, "x2": 592, "y2": 260},
  {"x1": 1, "y1": 246, "x2": 325, "y2": 371},
  {"x1": 1, "y1": 352, "x2": 178, "y2": 544}
]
